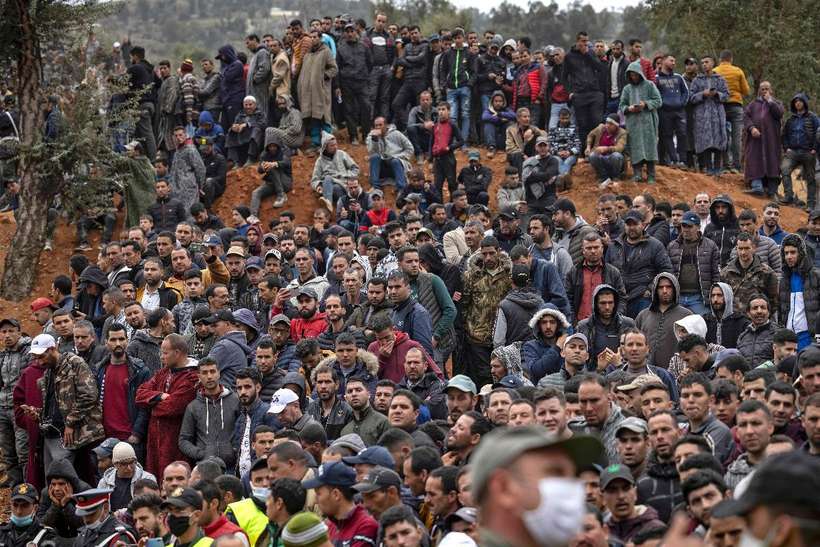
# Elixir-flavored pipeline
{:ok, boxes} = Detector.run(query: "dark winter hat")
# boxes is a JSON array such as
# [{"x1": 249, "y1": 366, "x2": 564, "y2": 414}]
[{"x1": 511, "y1": 264, "x2": 530, "y2": 286}]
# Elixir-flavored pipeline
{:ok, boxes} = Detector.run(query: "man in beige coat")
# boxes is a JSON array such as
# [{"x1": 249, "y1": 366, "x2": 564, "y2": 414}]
[{"x1": 297, "y1": 30, "x2": 338, "y2": 152}]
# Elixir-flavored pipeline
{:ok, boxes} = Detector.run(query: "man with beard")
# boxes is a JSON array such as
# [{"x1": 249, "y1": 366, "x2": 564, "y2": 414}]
[
  {"x1": 207, "y1": 310, "x2": 254, "y2": 389},
  {"x1": 758, "y1": 202, "x2": 789, "y2": 245},
  {"x1": 254, "y1": 339, "x2": 286, "y2": 405},
  {"x1": 266, "y1": 315, "x2": 300, "y2": 373},
  {"x1": 635, "y1": 273, "x2": 692, "y2": 369},
  {"x1": 124, "y1": 301, "x2": 147, "y2": 335},
  {"x1": 522, "y1": 305, "x2": 569, "y2": 385},
  {"x1": 267, "y1": 388, "x2": 317, "y2": 433},
  {"x1": 704, "y1": 195, "x2": 740, "y2": 268},
  {"x1": 224, "y1": 246, "x2": 257, "y2": 311},
  {"x1": 600, "y1": 464, "x2": 664, "y2": 545},
  {"x1": 576, "y1": 285, "x2": 634, "y2": 371},
  {"x1": 137, "y1": 258, "x2": 181, "y2": 312},
  {"x1": 397, "y1": 347, "x2": 446, "y2": 420},
  {"x1": 444, "y1": 375, "x2": 477, "y2": 427},
  {"x1": 528, "y1": 213, "x2": 573, "y2": 279},
  {"x1": 779, "y1": 234, "x2": 820, "y2": 349},
  {"x1": 704, "y1": 282, "x2": 749, "y2": 349},
  {"x1": 737, "y1": 295, "x2": 776, "y2": 366},
  {"x1": 317, "y1": 294, "x2": 365, "y2": 350},
  {"x1": 94, "y1": 324, "x2": 151, "y2": 458},
  {"x1": 340, "y1": 376, "x2": 389, "y2": 446},
  {"x1": 289, "y1": 287, "x2": 327, "y2": 342},
  {"x1": 637, "y1": 409, "x2": 683, "y2": 523},
  {"x1": 306, "y1": 365, "x2": 353, "y2": 441},
  {"x1": 129, "y1": 494, "x2": 170, "y2": 544},
  {"x1": 233, "y1": 367, "x2": 278, "y2": 478},
  {"x1": 573, "y1": 374, "x2": 627, "y2": 463},
  {"x1": 71, "y1": 320, "x2": 108, "y2": 367}
]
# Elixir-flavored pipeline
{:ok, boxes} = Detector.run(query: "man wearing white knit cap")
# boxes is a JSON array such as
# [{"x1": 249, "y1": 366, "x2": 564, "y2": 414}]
[{"x1": 97, "y1": 441, "x2": 157, "y2": 511}]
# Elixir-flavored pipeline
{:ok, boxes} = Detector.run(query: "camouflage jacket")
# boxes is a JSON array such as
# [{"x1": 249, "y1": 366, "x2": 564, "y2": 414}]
[
  {"x1": 38, "y1": 352, "x2": 104, "y2": 449},
  {"x1": 462, "y1": 252, "x2": 513, "y2": 343},
  {"x1": 720, "y1": 256, "x2": 779, "y2": 315}
]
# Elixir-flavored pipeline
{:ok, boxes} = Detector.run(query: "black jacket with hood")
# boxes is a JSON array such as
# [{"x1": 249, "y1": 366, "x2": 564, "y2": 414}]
[
  {"x1": 37, "y1": 459, "x2": 91, "y2": 539},
  {"x1": 565, "y1": 260, "x2": 627, "y2": 325},
  {"x1": 779, "y1": 233, "x2": 820, "y2": 335},
  {"x1": 703, "y1": 194, "x2": 740, "y2": 267},
  {"x1": 704, "y1": 282, "x2": 749, "y2": 349},
  {"x1": 257, "y1": 131, "x2": 293, "y2": 183},
  {"x1": 496, "y1": 288, "x2": 545, "y2": 346},
  {"x1": 75, "y1": 265, "x2": 110, "y2": 336},
  {"x1": 576, "y1": 284, "x2": 635, "y2": 369}
]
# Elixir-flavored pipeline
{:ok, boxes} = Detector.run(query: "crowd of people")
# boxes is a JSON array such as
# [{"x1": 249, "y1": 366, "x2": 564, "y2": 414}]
[{"x1": 0, "y1": 10, "x2": 819, "y2": 547}]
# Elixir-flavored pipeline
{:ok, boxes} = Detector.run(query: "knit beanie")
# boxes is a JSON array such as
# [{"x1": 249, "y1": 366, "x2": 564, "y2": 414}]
[
  {"x1": 282, "y1": 512, "x2": 329, "y2": 547},
  {"x1": 181, "y1": 59, "x2": 194, "y2": 73}
]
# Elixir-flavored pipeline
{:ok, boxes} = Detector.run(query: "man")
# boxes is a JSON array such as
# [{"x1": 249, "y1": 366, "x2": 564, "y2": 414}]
[
  {"x1": 96, "y1": 441, "x2": 156, "y2": 512},
  {"x1": 135, "y1": 334, "x2": 199, "y2": 476},
  {"x1": 306, "y1": 365, "x2": 353, "y2": 441},
  {"x1": 160, "y1": 487, "x2": 212, "y2": 547},
  {"x1": 207, "y1": 310, "x2": 253, "y2": 388},
  {"x1": 233, "y1": 367, "x2": 278, "y2": 478},
  {"x1": 735, "y1": 209, "x2": 782, "y2": 276},
  {"x1": 351, "y1": 465, "x2": 404, "y2": 522},
  {"x1": 471, "y1": 424, "x2": 605, "y2": 547},
  {"x1": 565, "y1": 232, "x2": 626, "y2": 325},
  {"x1": 606, "y1": 210, "x2": 673, "y2": 319},
  {"x1": 759, "y1": 202, "x2": 789, "y2": 245},
  {"x1": 536, "y1": 333, "x2": 587, "y2": 393},
  {"x1": 286, "y1": 249, "x2": 330, "y2": 306},
  {"x1": 335, "y1": 22, "x2": 372, "y2": 143},
  {"x1": 600, "y1": 464, "x2": 664, "y2": 544},
  {"x1": 161, "y1": 461, "x2": 191, "y2": 498},
  {"x1": 439, "y1": 28, "x2": 476, "y2": 144},
  {"x1": 779, "y1": 234, "x2": 820, "y2": 349},
  {"x1": 552, "y1": 198, "x2": 597, "y2": 265},
  {"x1": 443, "y1": 375, "x2": 478, "y2": 427},
  {"x1": 576, "y1": 284, "x2": 635, "y2": 371},
  {"x1": 396, "y1": 345, "x2": 446, "y2": 419},
  {"x1": 781, "y1": 93, "x2": 819, "y2": 209},
  {"x1": 346, "y1": 277, "x2": 393, "y2": 345},
  {"x1": 737, "y1": 295, "x2": 777, "y2": 366},
  {"x1": 262, "y1": 477, "x2": 306, "y2": 545},
  {"x1": 128, "y1": 494, "x2": 170, "y2": 543},
  {"x1": 705, "y1": 282, "x2": 750, "y2": 349},
  {"x1": 24, "y1": 333, "x2": 103, "y2": 475},
  {"x1": 528, "y1": 214, "x2": 573, "y2": 279},
  {"x1": 521, "y1": 305, "x2": 569, "y2": 385},
  {"x1": 298, "y1": 31, "x2": 338, "y2": 153},
  {"x1": 616, "y1": 417, "x2": 651, "y2": 481},
  {"x1": 764, "y1": 381, "x2": 805, "y2": 443},
  {"x1": 744, "y1": 82, "x2": 786, "y2": 197},
  {"x1": 137, "y1": 257, "x2": 182, "y2": 312},
  {"x1": 461, "y1": 237, "x2": 513, "y2": 386},
  {"x1": 0, "y1": 318, "x2": 30, "y2": 487},
  {"x1": 179, "y1": 357, "x2": 240, "y2": 471},
  {"x1": 424, "y1": 466, "x2": 461, "y2": 544},
  {"x1": 724, "y1": 400, "x2": 774, "y2": 489},
  {"x1": 388, "y1": 270, "x2": 435, "y2": 358},
  {"x1": 573, "y1": 374, "x2": 627, "y2": 463},
  {"x1": 709, "y1": 49, "x2": 749, "y2": 173},
  {"x1": 704, "y1": 195, "x2": 740, "y2": 268},
  {"x1": 677, "y1": 334, "x2": 719, "y2": 380},
  {"x1": 72, "y1": 487, "x2": 137, "y2": 546},
  {"x1": 667, "y1": 211, "x2": 720, "y2": 315},
  {"x1": 689, "y1": 56, "x2": 730, "y2": 176},
  {"x1": 656, "y1": 54, "x2": 689, "y2": 168},
  {"x1": 168, "y1": 127, "x2": 206, "y2": 214},
  {"x1": 288, "y1": 287, "x2": 327, "y2": 344},
  {"x1": 391, "y1": 25, "x2": 428, "y2": 132},
  {"x1": 679, "y1": 372, "x2": 736, "y2": 464},
  {"x1": 302, "y1": 461, "x2": 378, "y2": 546},
  {"x1": 521, "y1": 136, "x2": 561, "y2": 215},
  {"x1": 586, "y1": 116, "x2": 627, "y2": 187},
  {"x1": 505, "y1": 106, "x2": 544, "y2": 173},
  {"x1": 367, "y1": 116, "x2": 413, "y2": 190},
  {"x1": 637, "y1": 410, "x2": 683, "y2": 523},
  {"x1": 680, "y1": 470, "x2": 730, "y2": 535},
  {"x1": 364, "y1": 12, "x2": 394, "y2": 120},
  {"x1": 444, "y1": 411, "x2": 490, "y2": 467},
  {"x1": 721, "y1": 232, "x2": 779, "y2": 315},
  {"x1": 484, "y1": 388, "x2": 514, "y2": 428},
  {"x1": 338, "y1": 376, "x2": 388, "y2": 446},
  {"x1": 619, "y1": 60, "x2": 663, "y2": 184},
  {"x1": 635, "y1": 272, "x2": 692, "y2": 369},
  {"x1": 563, "y1": 31, "x2": 606, "y2": 151},
  {"x1": 267, "y1": 388, "x2": 318, "y2": 433},
  {"x1": 0, "y1": 483, "x2": 59, "y2": 546}
]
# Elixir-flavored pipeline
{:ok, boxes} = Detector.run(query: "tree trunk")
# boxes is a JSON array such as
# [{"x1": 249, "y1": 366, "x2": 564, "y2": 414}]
[{"x1": 0, "y1": 0, "x2": 46, "y2": 300}]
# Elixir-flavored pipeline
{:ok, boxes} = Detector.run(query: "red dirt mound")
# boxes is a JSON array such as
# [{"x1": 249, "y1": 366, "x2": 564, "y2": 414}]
[{"x1": 0, "y1": 143, "x2": 810, "y2": 334}]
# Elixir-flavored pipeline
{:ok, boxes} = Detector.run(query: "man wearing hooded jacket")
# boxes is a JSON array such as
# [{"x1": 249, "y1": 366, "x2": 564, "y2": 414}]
[
  {"x1": 577, "y1": 285, "x2": 635, "y2": 371},
  {"x1": 704, "y1": 194, "x2": 740, "y2": 268},
  {"x1": 635, "y1": 272, "x2": 692, "y2": 369},
  {"x1": 779, "y1": 234, "x2": 820, "y2": 349},
  {"x1": 704, "y1": 282, "x2": 749, "y2": 349}
]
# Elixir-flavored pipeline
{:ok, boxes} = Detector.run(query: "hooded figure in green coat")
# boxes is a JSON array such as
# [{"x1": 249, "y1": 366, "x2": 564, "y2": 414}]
[
  {"x1": 619, "y1": 60, "x2": 662, "y2": 183},
  {"x1": 122, "y1": 141, "x2": 157, "y2": 227}
]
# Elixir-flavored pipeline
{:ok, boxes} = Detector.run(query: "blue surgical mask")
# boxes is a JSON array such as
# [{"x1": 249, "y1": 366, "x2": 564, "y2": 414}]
[
  {"x1": 10, "y1": 512, "x2": 34, "y2": 527},
  {"x1": 252, "y1": 486, "x2": 270, "y2": 501}
]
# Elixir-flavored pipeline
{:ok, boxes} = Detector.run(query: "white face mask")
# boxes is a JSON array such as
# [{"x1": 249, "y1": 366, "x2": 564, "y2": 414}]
[
  {"x1": 739, "y1": 528, "x2": 777, "y2": 547},
  {"x1": 521, "y1": 477, "x2": 586, "y2": 547}
]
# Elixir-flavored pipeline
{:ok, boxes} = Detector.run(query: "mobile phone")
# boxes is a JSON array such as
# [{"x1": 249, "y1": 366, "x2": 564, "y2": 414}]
[{"x1": 146, "y1": 538, "x2": 165, "y2": 547}]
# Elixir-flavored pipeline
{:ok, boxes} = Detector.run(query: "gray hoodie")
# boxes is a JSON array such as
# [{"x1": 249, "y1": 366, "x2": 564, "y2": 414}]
[
  {"x1": 310, "y1": 133, "x2": 360, "y2": 191},
  {"x1": 178, "y1": 387, "x2": 241, "y2": 469},
  {"x1": 207, "y1": 330, "x2": 253, "y2": 388},
  {"x1": 635, "y1": 272, "x2": 692, "y2": 368}
]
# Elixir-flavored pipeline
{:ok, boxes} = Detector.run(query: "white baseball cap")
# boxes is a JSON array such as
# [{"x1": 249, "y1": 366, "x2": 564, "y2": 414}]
[
  {"x1": 29, "y1": 334, "x2": 56, "y2": 355},
  {"x1": 268, "y1": 388, "x2": 299, "y2": 414}
]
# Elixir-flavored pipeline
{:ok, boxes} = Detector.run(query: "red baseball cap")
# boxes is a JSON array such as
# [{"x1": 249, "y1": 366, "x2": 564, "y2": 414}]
[{"x1": 30, "y1": 297, "x2": 56, "y2": 312}]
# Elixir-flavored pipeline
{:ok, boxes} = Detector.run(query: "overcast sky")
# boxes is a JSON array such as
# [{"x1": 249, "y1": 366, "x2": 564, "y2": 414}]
[{"x1": 452, "y1": 0, "x2": 634, "y2": 12}]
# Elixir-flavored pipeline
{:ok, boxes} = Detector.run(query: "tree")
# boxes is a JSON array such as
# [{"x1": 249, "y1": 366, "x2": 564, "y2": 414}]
[
  {"x1": 646, "y1": 0, "x2": 820, "y2": 100},
  {"x1": 0, "y1": 0, "x2": 127, "y2": 300}
]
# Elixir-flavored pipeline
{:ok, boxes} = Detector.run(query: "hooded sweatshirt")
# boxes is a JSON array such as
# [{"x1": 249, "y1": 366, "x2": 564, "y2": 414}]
[
  {"x1": 635, "y1": 272, "x2": 693, "y2": 369},
  {"x1": 605, "y1": 505, "x2": 666, "y2": 545},
  {"x1": 704, "y1": 282, "x2": 749, "y2": 349},
  {"x1": 217, "y1": 45, "x2": 245, "y2": 106},
  {"x1": 779, "y1": 233, "x2": 820, "y2": 343},
  {"x1": 703, "y1": 194, "x2": 740, "y2": 267},
  {"x1": 491, "y1": 342, "x2": 533, "y2": 387},
  {"x1": 37, "y1": 458, "x2": 90, "y2": 538},
  {"x1": 783, "y1": 93, "x2": 819, "y2": 151},
  {"x1": 310, "y1": 133, "x2": 360, "y2": 191},
  {"x1": 577, "y1": 284, "x2": 635, "y2": 368},
  {"x1": 179, "y1": 387, "x2": 241, "y2": 469},
  {"x1": 494, "y1": 288, "x2": 545, "y2": 347},
  {"x1": 481, "y1": 90, "x2": 516, "y2": 125},
  {"x1": 208, "y1": 331, "x2": 253, "y2": 388}
]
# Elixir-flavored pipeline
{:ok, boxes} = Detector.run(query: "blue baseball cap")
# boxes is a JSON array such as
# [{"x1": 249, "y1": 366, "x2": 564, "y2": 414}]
[
  {"x1": 245, "y1": 256, "x2": 264, "y2": 270},
  {"x1": 343, "y1": 446, "x2": 395, "y2": 468},
  {"x1": 681, "y1": 211, "x2": 701, "y2": 226},
  {"x1": 302, "y1": 461, "x2": 357, "y2": 489},
  {"x1": 493, "y1": 375, "x2": 525, "y2": 389}
]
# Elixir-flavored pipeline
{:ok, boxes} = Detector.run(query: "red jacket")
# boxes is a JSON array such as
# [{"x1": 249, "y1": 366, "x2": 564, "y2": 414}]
[
  {"x1": 369, "y1": 331, "x2": 444, "y2": 384},
  {"x1": 326, "y1": 504, "x2": 379, "y2": 547},
  {"x1": 135, "y1": 364, "x2": 199, "y2": 476},
  {"x1": 13, "y1": 361, "x2": 46, "y2": 488},
  {"x1": 290, "y1": 312, "x2": 328, "y2": 342},
  {"x1": 204, "y1": 515, "x2": 247, "y2": 541}
]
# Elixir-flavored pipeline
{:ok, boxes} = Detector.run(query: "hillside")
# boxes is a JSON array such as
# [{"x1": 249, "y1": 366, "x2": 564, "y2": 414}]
[{"x1": 0, "y1": 140, "x2": 809, "y2": 335}]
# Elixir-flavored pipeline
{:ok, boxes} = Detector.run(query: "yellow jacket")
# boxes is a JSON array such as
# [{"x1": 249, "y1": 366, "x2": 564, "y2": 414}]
[
  {"x1": 713, "y1": 62, "x2": 750, "y2": 104},
  {"x1": 226, "y1": 498, "x2": 268, "y2": 546},
  {"x1": 165, "y1": 256, "x2": 229, "y2": 295}
]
